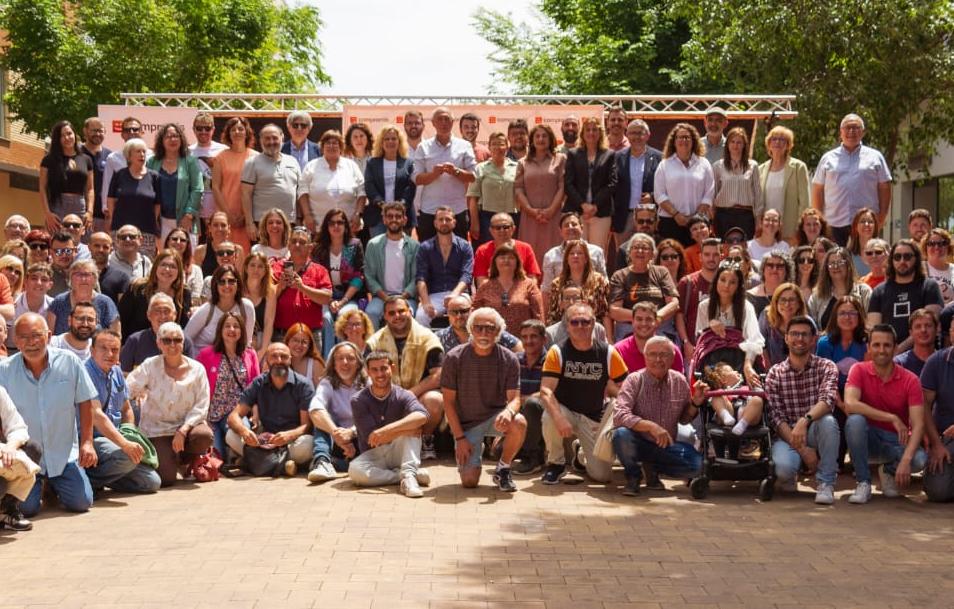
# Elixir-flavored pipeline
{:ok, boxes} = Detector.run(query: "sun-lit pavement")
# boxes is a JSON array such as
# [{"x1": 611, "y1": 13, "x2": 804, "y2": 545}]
[{"x1": 4, "y1": 461, "x2": 954, "y2": 609}]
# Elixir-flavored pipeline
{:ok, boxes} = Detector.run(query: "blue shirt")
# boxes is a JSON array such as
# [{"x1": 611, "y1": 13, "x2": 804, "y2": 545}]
[
  {"x1": 0, "y1": 348, "x2": 98, "y2": 476},
  {"x1": 289, "y1": 141, "x2": 309, "y2": 170},
  {"x1": 415, "y1": 234, "x2": 474, "y2": 294},
  {"x1": 84, "y1": 358, "x2": 128, "y2": 435},
  {"x1": 49, "y1": 292, "x2": 119, "y2": 335},
  {"x1": 920, "y1": 348, "x2": 954, "y2": 432},
  {"x1": 815, "y1": 334, "x2": 867, "y2": 392},
  {"x1": 894, "y1": 349, "x2": 928, "y2": 377},
  {"x1": 627, "y1": 152, "x2": 646, "y2": 209},
  {"x1": 239, "y1": 370, "x2": 314, "y2": 434}
]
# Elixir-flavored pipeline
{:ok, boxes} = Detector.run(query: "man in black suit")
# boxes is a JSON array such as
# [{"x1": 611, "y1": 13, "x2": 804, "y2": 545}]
[
  {"x1": 612, "y1": 120, "x2": 663, "y2": 246},
  {"x1": 281, "y1": 111, "x2": 321, "y2": 170}
]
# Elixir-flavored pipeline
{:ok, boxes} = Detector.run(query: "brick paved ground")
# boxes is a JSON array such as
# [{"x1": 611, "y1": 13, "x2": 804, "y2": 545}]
[{"x1": 4, "y1": 463, "x2": 954, "y2": 609}]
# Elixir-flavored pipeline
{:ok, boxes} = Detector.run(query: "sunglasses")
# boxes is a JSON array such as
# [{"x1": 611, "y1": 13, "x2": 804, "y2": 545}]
[
  {"x1": 193, "y1": 126, "x2": 213, "y2": 132},
  {"x1": 62, "y1": 222, "x2": 83, "y2": 230},
  {"x1": 449, "y1": 308, "x2": 471, "y2": 316},
  {"x1": 291, "y1": 123, "x2": 310, "y2": 129},
  {"x1": 569, "y1": 318, "x2": 595, "y2": 328},
  {"x1": 659, "y1": 254, "x2": 680, "y2": 262},
  {"x1": 218, "y1": 278, "x2": 238, "y2": 286},
  {"x1": 763, "y1": 262, "x2": 787, "y2": 270},
  {"x1": 471, "y1": 323, "x2": 498, "y2": 335},
  {"x1": 797, "y1": 257, "x2": 814, "y2": 265},
  {"x1": 490, "y1": 224, "x2": 513, "y2": 230},
  {"x1": 160, "y1": 337, "x2": 184, "y2": 345},
  {"x1": 53, "y1": 247, "x2": 74, "y2": 256},
  {"x1": 28, "y1": 243, "x2": 49, "y2": 250},
  {"x1": 121, "y1": 127, "x2": 142, "y2": 134},
  {"x1": 927, "y1": 240, "x2": 949, "y2": 248},
  {"x1": 327, "y1": 220, "x2": 346, "y2": 227},
  {"x1": 635, "y1": 219, "x2": 655, "y2": 226},
  {"x1": 863, "y1": 250, "x2": 885, "y2": 257},
  {"x1": 725, "y1": 236, "x2": 745, "y2": 244},
  {"x1": 167, "y1": 236, "x2": 188, "y2": 244},
  {"x1": 117, "y1": 234, "x2": 139, "y2": 241},
  {"x1": 215, "y1": 249, "x2": 236, "y2": 257},
  {"x1": 893, "y1": 252, "x2": 915, "y2": 261}
]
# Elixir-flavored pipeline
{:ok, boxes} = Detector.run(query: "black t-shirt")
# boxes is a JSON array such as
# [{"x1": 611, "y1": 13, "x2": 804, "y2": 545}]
[
  {"x1": 107, "y1": 167, "x2": 161, "y2": 235},
  {"x1": 543, "y1": 339, "x2": 629, "y2": 421},
  {"x1": 99, "y1": 264, "x2": 130, "y2": 306},
  {"x1": 81, "y1": 145, "x2": 111, "y2": 217},
  {"x1": 394, "y1": 336, "x2": 443, "y2": 383},
  {"x1": 41, "y1": 153, "x2": 93, "y2": 196},
  {"x1": 869, "y1": 277, "x2": 943, "y2": 342}
]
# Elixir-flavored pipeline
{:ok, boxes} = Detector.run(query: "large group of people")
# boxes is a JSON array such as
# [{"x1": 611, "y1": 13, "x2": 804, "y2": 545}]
[{"x1": 1, "y1": 104, "x2": 951, "y2": 535}]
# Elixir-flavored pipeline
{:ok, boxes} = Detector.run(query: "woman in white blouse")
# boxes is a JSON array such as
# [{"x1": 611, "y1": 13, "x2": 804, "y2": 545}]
[
  {"x1": 126, "y1": 321, "x2": 213, "y2": 487},
  {"x1": 298, "y1": 130, "x2": 366, "y2": 235},
  {"x1": 712, "y1": 127, "x2": 761, "y2": 240},
  {"x1": 653, "y1": 123, "x2": 714, "y2": 247},
  {"x1": 746, "y1": 208, "x2": 791, "y2": 265},
  {"x1": 695, "y1": 262, "x2": 765, "y2": 387},
  {"x1": 184, "y1": 265, "x2": 256, "y2": 350}
]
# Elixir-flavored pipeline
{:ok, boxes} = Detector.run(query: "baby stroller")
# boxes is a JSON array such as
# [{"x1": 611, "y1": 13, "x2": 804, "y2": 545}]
[{"x1": 688, "y1": 328, "x2": 775, "y2": 501}]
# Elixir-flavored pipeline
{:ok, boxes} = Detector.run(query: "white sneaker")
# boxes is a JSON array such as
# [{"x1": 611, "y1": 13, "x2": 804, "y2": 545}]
[
  {"x1": 848, "y1": 481, "x2": 872, "y2": 504},
  {"x1": 415, "y1": 467, "x2": 431, "y2": 487},
  {"x1": 401, "y1": 475, "x2": 423, "y2": 498},
  {"x1": 778, "y1": 478, "x2": 797, "y2": 493},
  {"x1": 307, "y1": 459, "x2": 337, "y2": 483},
  {"x1": 814, "y1": 483, "x2": 835, "y2": 505},
  {"x1": 421, "y1": 435, "x2": 437, "y2": 461},
  {"x1": 878, "y1": 465, "x2": 900, "y2": 498}
]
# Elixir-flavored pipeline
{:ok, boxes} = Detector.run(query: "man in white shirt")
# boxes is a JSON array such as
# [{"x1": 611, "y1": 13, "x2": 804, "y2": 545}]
[
  {"x1": 101, "y1": 117, "x2": 152, "y2": 208},
  {"x1": 702, "y1": 106, "x2": 728, "y2": 165},
  {"x1": 812, "y1": 113, "x2": 893, "y2": 245},
  {"x1": 412, "y1": 107, "x2": 477, "y2": 242},
  {"x1": 241, "y1": 124, "x2": 300, "y2": 232},
  {"x1": 50, "y1": 301, "x2": 96, "y2": 360},
  {"x1": 403, "y1": 110, "x2": 425, "y2": 215},
  {"x1": 541, "y1": 212, "x2": 606, "y2": 301},
  {"x1": 189, "y1": 113, "x2": 229, "y2": 237}
]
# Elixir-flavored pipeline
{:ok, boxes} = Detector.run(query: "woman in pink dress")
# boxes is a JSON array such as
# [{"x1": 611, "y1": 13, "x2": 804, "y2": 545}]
[
  {"x1": 212, "y1": 117, "x2": 258, "y2": 253},
  {"x1": 516, "y1": 124, "x2": 566, "y2": 266}
]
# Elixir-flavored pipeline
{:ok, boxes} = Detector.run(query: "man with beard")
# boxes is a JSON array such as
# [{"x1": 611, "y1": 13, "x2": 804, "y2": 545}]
[
  {"x1": 459, "y1": 113, "x2": 490, "y2": 162},
  {"x1": 505, "y1": 119, "x2": 529, "y2": 161},
  {"x1": 50, "y1": 301, "x2": 96, "y2": 360},
  {"x1": 415, "y1": 206, "x2": 473, "y2": 328},
  {"x1": 557, "y1": 115, "x2": 579, "y2": 153},
  {"x1": 702, "y1": 106, "x2": 728, "y2": 166},
  {"x1": 241, "y1": 124, "x2": 300, "y2": 230},
  {"x1": 88, "y1": 232, "x2": 129, "y2": 305},
  {"x1": 435, "y1": 294, "x2": 521, "y2": 353},
  {"x1": 604, "y1": 106, "x2": 630, "y2": 152},
  {"x1": 80, "y1": 118, "x2": 111, "y2": 233},
  {"x1": 226, "y1": 342, "x2": 315, "y2": 476},
  {"x1": 49, "y1": 231, "x2": 79, "y2": 297},
  {"x1": 365, "y1": 203, "x2": 420, "y2": 328},
  {"x1": 442, "y1": 307, "x2": 526, "y2": 491},
  {"x1": 676, "y1": 237, "x2": 723, "y2": 360},
  {"x1": 868, "y1": 239, "x2": 943, "y2": 351},
  {"x1": 403, "y1": 110, "x2": 426, "y2": 218}
]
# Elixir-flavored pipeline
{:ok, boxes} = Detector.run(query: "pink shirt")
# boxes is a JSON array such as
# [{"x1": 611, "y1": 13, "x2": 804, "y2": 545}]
[
  {"x1": 846, "y1": 360, "x2": 922, "y2": 432},
  {"x1": 614, "y1": 336, "x2": 684, "y2": 374}
]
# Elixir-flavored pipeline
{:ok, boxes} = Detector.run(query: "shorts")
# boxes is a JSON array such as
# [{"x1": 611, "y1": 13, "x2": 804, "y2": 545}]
[{"x1": 459, "y1": 412, "x2": 504, "y2": 470}]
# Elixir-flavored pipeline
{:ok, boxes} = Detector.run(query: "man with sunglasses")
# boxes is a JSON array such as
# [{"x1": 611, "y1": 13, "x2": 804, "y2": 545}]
[
  {"x1": 868, "y1": 239, "x2": 942, "y2": 352},
  {"x1": 48, "y1": 231, "x2": 80, "y2": 297},
  {"x1": 101, "y1": 117, "x2": 151, "y2": 210},
  {"x1": 859, "y1": 237, "x2": 889, "y2": 289},
  {"x1": 613, "y1": 119, "x2": 662, "y2": 246},
  {"x1": 441, "y1": 307, "x2": 526, "y2": 492},
  {"x1": 281, "y1": 111, "x2": 320, "y2": 170},
  {"x1": 539, "y1": 303, "x2": 628, "y2": 484},
  {"x1": 189, "y1": 113, "x2": 229, "y2": 237},
  {"x1": 541, "y1": 212, "x2": 607, "y2": 301},
  {"x1": 434, "y1": 294, "x2": 521, "y2": 353},
  {"x1": 472, "y1": 212, "x2": 541, "y2": 288},
  {"x1": 107, "y1": 225, "x2": 152, "y2": 281},
  {"x1": 615, "y1": 206, "x2": 660, "y2": 268},
  {"x1": 59, "y1": 214, "x2": 91, "y2": 262},
  {"x1": 80, "y1": 118, "x2": 111, "y2": 233}
]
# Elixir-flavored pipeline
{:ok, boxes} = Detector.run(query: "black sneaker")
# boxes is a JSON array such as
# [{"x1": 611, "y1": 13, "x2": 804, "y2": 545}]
[
  {"x1": 621, "y1": 478, "x2": 641, "y2": 496},
  {"x1": 541, "y1": 464, "x2": 566, "y2": 485},
  {"x1": 0, "y1": 505, "x2": 32, "y2": 531},
  {"x1": 513, "y1": 458, "x2": 543, "y2": 476},
  {"x1": 644, "y1": 471, "x2": 665, "y2": 491},
  {"x1": 493, "y1": 467, "x2": 517, "y2": 492}
]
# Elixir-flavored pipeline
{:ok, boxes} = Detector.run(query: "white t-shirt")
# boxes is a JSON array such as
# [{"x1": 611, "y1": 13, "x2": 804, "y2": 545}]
[
  {"x1": 50, "y1": 333, "x2": 91, "y2": 360},
  {"x1": 190, "y1": 141, "x2": 229, "y2": 218},
  {"x1": 383, "y1": 159, "x2": 397, "y2": 202},
  {"x1": 746, "y1": 238, "x2": 791, "y2": 266},
  {"x1": 329, "y1": 252, "x2": 342, "y2": 286},
  {"x1": 383, "y1": 238, "x2": 405, "y2": 294},
  {"x1": 250, "y1": 244, "x2": 290, "y2": 261},
  {"x1": 928, "y1": 262, "x2": 954, "y2": 305},
  {"x1": 764, "y1": 169, "x2": 786, "y2": 215}
]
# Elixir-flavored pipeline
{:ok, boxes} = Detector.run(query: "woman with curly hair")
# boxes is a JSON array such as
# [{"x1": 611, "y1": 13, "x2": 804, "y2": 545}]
[
  {"x1": 147, "y1": 122, "x2": 202, "y2": 244},
  {"x1": 654, "y1": 123, "x2": 714, "y2": 246},
  {"x1": 546, "y1": 239, "x2": 610, "y2": 330}
]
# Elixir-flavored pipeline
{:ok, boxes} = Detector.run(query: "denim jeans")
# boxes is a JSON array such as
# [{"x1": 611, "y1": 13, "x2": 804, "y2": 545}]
[
  {"x1": 22, "y1": 461, "x2": 93, "y2": 517},
  {"x1": 924, "y1": 437, "x2": 954, "y2": 502},
  {"x1": 612, "y1": 427, "x2": 703, "y2": 481},
  {"x1": 312, "y1": 430, "x2": 352, "y2": 472},
  {"x1": 86, "y1": 437, "x2": 161, "y2": 493},
  {"x1": 844, "y1": 414, "x2": 928, "y2": 483},
  {"x1": 770, "y1": 414, "x2": 840, "y2": 485}
]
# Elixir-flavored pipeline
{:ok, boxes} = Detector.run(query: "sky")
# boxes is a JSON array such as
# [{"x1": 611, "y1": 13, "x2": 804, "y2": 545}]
[{"x1": 309, "y1": 0, "x2": 538, "y2": 96}]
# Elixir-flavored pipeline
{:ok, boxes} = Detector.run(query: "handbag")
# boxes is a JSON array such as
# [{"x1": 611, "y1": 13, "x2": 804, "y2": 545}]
[
  {"x1": 242, "y1": 445, "x2": 290, "y2": 477},
  {"x1": 189, "y1": 448, "x2": 223, "y2": 482}
]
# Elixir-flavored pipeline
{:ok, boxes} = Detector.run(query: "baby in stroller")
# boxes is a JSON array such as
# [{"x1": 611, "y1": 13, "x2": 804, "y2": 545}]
[{"x1": 703, "y1": 361, "x2": 764, "y2": 437}]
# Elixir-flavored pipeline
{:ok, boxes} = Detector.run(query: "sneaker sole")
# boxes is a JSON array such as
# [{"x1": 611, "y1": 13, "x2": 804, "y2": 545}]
[
  {"x1": 493, "y1": 476, "x2": 517, "y2": 492},
  {"x1": 307, "y1": 471, "x2": 336, "y2": 483}
]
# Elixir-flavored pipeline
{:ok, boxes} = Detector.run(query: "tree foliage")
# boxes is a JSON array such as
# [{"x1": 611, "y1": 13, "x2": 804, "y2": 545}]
[
  {"x1": 0, "y1": 0, "x2": 330, "y2": 136},
  {"x1": 476, "y1": 0, "x2": 954, "y2": 172}
]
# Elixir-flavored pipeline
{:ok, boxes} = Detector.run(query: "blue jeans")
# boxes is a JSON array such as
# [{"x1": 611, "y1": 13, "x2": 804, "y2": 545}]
[
  {"x1": 86, "y1": 437, "x2": 161, "y2": 493},
  {"x1": 771, "y1": 414, "x2": 840, "y2": 485},
  {"x1": 366, "y1": 296, "x2": 417, "y2": 330},
  {"x1": 321, "y1": 302, "x2": 358, "y2": 359},
  {"x1": 459, "y1": 413, "x2": 504, "y2": 470},
  {"x1": 22, "y1": 461, "x2": 93, "y2": 517},
  {"x1": 210, "y1": 417, "x2": 231, "y2": 460},
  {"x1": 612, "y1": 427, "x2": 702, "y2": 481},
  {"x1": 844, "y1": 414, "x2": 928, "y2": 483},
  {"x1": 312, "y1": 430, "x2": 352, "y2": 472}
]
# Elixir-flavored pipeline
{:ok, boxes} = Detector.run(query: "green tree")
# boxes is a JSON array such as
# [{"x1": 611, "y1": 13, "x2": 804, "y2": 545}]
[
  {"x1": 0, "y1": 0, "x2": 330, "y2": 136},
  {"x1": 473, "y1": 0, "x2": 690, "y2": 95}
]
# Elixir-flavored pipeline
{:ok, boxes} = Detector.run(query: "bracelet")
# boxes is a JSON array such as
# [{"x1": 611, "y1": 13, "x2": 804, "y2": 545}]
[{"x1": 455, "y1": 435, "x2": 466, "y2": 442}]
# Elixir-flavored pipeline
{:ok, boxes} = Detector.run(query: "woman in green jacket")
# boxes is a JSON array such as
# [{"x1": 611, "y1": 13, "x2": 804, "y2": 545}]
[
  {"x1": 758, "y1": 125, "x2": 811, "y2": 245},
  {"x1": 147, "y1": 123, "x2": 203, "y2": 246}
]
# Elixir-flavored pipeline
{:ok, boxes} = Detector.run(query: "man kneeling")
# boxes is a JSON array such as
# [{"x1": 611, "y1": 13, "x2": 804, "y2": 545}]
[
  {"x1": 349, "y1": 351, "x2": 430, "y2": 498},
  {"x1": 442, "y1": 307, "x2": 526, "y2": 491}
]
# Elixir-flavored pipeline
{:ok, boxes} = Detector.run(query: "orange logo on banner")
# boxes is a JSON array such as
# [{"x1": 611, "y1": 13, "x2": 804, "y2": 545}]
[
  {"x1": 534, "y1": 116, "x2": 543, "y2": 124},
  {"x1": 349, "y1": 116, "x2": 357, "y2": 124},
  {"x1": 488, "y1": 116, "x2": 497, "y2": 124},
  {"x1": 112, "y1": 120, "x2": 123, "y2": 133},
  {"x1": 396, "y1": 116, "x2": 404, "y2": 124}
]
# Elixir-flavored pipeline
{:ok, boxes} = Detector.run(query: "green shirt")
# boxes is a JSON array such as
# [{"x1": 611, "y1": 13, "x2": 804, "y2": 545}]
[{"x1": 467, "y1": 158, "x2": 518, "y2": 214}]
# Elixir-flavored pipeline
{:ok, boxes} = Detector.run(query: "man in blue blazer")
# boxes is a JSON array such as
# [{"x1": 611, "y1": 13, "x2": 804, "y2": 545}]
[
  {"x1": 281, "y1": 110, "x2": 321, "y2": 170},
  {"x1": 612, "y1": 119, "x2": 663, "y2": 245}
]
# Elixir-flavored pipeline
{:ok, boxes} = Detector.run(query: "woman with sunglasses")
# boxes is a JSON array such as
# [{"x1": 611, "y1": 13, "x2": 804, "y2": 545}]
[
  {"x1": 922, "y1": 228, "x2": 954, "y2": 305},
  {"x1": 807, "y1": 247, "x2": 871, "y2": 329},
  {"x1": 747, "y1": 251, "x2": 793, "y2": 318},
  {"x1": 185, "y1": 265, "x2": 256, "y2": 350},
  {"x1": 194, "y1": 212, "x2": 246, "y2": 279},
  {"x1": 0, "y1": 255, "x2": 24, "y2": 303},
  {"x1": 164, "y1": 228, "x2": 203, "y2": 309},
  {"x1": 146, "y1": 123, "x2": 202, "y2": 245},
  {"x1": 196, "y1": 311, "x2": 260, "y2": 460},
  {"x1": 846, "y1": 208, "x2": 878, "y2": 275},
  {"x1": 746, "y1": 209, "x2": 791, "y2": 265},
  {"x1": 758, "y1": 282, "x2": 807, "y2": 367},
  {"x1": 24, "y1": 230, "x2": 51, "y2": 266},
  {"x1": 791, "y1": 245, "x2": 819, "y2": 302},
  {"x1": 654, "y1": 239, "x2": 687, "y2": 343},
  {"x1": 118, "y1": 249, "x2": 191, "y2": 341},
  {"x1": 858, "y1": 238, "x2": 889, "y2": 289},
  {"x1": 313, "y1": 208, "x2": 364, "y2": 358},
  {"x1": 284, "y1": 323, "x2": 327, "y2": 388},
  {"x1": 474, "y1": 243, "x2": 543, "y2": 335},
  {"x1": 126, "y1": 321, "x2": 214, "y2": 487},
  {"x1": 211, "y1": 117, "x2": 258, "y2": 254},
  {"x1": 725, "y1": 244, "x2": 760, "y2": 289}
]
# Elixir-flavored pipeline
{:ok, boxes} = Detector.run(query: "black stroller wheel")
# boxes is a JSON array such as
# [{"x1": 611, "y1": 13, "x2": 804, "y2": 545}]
[
  {"x1": 690, "y1": 477, "x2": 709, "y2": 500},
  {"x1": 758, "y1": 478, "x2": 774, "y2": 502}
]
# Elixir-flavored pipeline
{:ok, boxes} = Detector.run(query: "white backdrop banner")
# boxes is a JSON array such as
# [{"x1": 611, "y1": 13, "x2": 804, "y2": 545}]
[{"x1": 97, "y1": 105, "x2": 199, "y2": 152}]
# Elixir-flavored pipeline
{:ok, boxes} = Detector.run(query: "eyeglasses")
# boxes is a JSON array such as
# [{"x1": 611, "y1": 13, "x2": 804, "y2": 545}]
[
  {"x1": 346, "y1": 321, "x2": 365, "y2": 329},
  {"x1": 62, "y1": 222, "x2": 83, "y2": 230},
  {"x1": 158, "y1": 262, "x2": 178, "y2": 271},
  {"x1": 778, "y1": 296, "x2": 799, "y2": 305},
  {"x1": 449, "y1": 308, "x2": 471, "y2": 316},
  {"x1": 121, "y1": 127, "x2": 142, "y2": 133},
  {"x1": 893, "y1": 252, "x2": 915, "y2": 261},
  {"x1": 786, "y1": 330, "x2": 812, "y2": 339},
  {"x1": 659, "y1": 253, "x2": 680, "y2": 262},
  {"x1": 569, "y1": 318, "x2": 595, "y2": 328},
  {"x1": 28, "y1": 243, "x2": 49, "y2": 251},
  {"x1": 16, "y1": 332, "x2": 46, "y2": 343},
  {"x1": 927, "y1": 240, "x2": 949, "y2": 248},
  {"x1": 635, "y1": 219, "x2": 655, "y2": 226},
  {"x1": 471, "y1": 323, "x2": 498, "y2": 335},
  {"x1": 72, "y1": 316, "x2": 96, "y2": 324},
  {"x1": 726, "y1": 256, "x2": 743, "y2": 264},
  {"x1": 160, "y1": 337, "x2": 184, "y2": 345},
  {"x1": 797, "y1": 257, "x2": 814, "y2": 265},
  {"x1": 763, "y1": 262, "x2": 787, "y2": 270},
  {"x1": 53, "y1": 247, "x2": 74, "y2": 256},
  {"x1": 218, "y1": 278, "x2": 238, "y2": 286},
  {"x1": 117, "y1": 234, "x2": 139, "y2": 241},
  {"x1": 215, "y1": 249, "x2": 236, "y2": 257},
  {"x1": 291, "y1": 123, "x2": 310, "y2": 130},
  {"x1": 864, "y1": 250, "x2": 886, "y2": 257},
  {"x1": 193, "y1": 126, "x2": 213, "y2": 132},
  {"x1": 490, "y1": 224, "x2": 513, "y2": 230},
  {"x1": 7, "y1": 223, "x2": 28, "y2": 231},
  {"x1": 72, "y1": 272, "x2": 94, "y2": 279}
]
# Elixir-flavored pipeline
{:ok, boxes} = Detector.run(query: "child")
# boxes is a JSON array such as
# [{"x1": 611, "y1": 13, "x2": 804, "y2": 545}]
[
  {"x1": 683, "y1": 214, "x2": 711, "y2": 274},
  {"x1": 704, "y1": 361, "x2": 764, "y2": 436}
]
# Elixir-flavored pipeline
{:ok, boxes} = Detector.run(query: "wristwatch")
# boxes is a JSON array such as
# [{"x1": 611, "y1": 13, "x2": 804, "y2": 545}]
[
  {"x1": 803, "y1": 413, "x2": 813, "y2": 423},
  {"x1": 454, "y1": 167, "x2": 461, "y2": 177}
]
